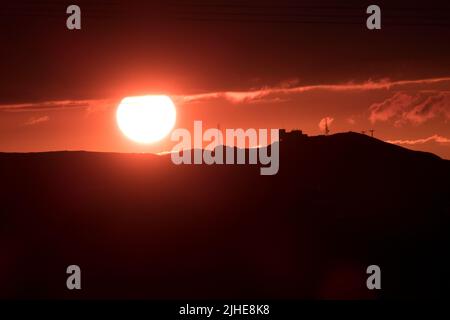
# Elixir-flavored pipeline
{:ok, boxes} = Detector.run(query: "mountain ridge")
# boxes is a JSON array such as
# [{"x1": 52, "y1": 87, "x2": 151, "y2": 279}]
[
  {"x1": 0, "y1": 130, "x2": 448, "y2": 299},
  {"x1": 0, "y1": 131, "x2": 445, "y2": 162}
]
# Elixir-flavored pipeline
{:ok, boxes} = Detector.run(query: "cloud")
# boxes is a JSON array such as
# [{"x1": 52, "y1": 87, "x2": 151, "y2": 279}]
[
  {"x1": 2, "y1": 76, "x2": 450, "y2": 113},
  {"x1": 179, "y1": 77, "x2": 450, "y2": 104},
  {"x1": 318, "y1": 117, "x2": 334, "y2": 132},
  {"x1": 402, "y1": 93, "x2": 450, "y2": 125},
  {"x1": 24, "y1": 116, "x2": 49, "y2": 126},
  {"x1": 0, "y1": 99, "x2": 113, "y2": 113},
  {"x1": 369, "y1": 91, "x2": 450, "y2": 126},
  {"x1": 347, "y1": 117, "x2": 356, "y2": 125},
  {"x1": 387, "y1": 134, "x2": 450, "y2": 145}
]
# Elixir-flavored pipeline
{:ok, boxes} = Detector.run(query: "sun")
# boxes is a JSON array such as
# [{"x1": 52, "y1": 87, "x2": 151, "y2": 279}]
[{"x1": 116, "y1": 95, "x2": 177, "y2": 144}]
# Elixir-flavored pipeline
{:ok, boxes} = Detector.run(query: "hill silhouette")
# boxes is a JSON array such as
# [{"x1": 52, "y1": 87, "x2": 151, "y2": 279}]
[{"x1": 0, "y1": 132, "x2": 448, "y2": 299}]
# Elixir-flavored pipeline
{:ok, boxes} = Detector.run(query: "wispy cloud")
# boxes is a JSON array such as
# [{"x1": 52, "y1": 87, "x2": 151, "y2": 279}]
[
  {"x1": 24, "y1": 116, "x2": 49, "y2": 126},
  {"x1": 318, "y1": 116, "x2": 334, "y2": 132},
  {"x1": 179, "y1": 77, "x2": 450, "y2": 104},
  {"x1": 387, "y1": 134, "x2": 450, "y2": 145},
  {"x1": 0, "y1": 99, "x2": 114, "y2": 113},
  {"x1": 347, "y1": 117, "x2": 356, "y2": 125},
  {"x1": 369, "y1": 91, "x2": 450, "y2": 126},
  {"x1": 2, "y1": 77, "x2": 450, "y2": 113}
]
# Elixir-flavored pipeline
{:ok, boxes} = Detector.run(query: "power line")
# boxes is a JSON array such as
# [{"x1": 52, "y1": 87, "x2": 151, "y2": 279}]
[{"x1": 173, "y1": 16, "x2": 450, "y2": 28}]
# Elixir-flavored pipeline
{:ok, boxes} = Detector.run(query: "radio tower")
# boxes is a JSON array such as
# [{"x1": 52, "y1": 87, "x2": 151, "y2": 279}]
[
  {"x1": 325, "y1": 118, "x2": 330, "y2": 135},
  {"x1": 369, "y1": 129, "x2": 374, "y2": 137}
]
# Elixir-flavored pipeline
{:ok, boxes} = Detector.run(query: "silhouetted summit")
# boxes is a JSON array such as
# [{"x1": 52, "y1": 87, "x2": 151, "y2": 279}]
[{"x1": 0, "y1": 132, "x2": 449, "y2": 299}]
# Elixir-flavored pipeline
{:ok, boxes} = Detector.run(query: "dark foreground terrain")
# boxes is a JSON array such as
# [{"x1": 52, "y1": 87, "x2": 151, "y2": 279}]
[{"x1": 1, "y1": 132, "x2": 449, "y2": 299}]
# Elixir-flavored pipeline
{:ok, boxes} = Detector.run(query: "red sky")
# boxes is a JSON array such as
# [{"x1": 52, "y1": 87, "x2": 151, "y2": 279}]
[{"x1": 1, "y1": 0, "x2": 449, "y2": 158}]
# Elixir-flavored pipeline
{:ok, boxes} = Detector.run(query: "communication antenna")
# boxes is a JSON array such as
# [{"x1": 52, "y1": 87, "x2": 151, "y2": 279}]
[
  {"x1": 369, "y1": 129, "x2": 374, "y2": 137},
  {"x1": 325, "y1": 118, "x2": 330, "y2": 135}
]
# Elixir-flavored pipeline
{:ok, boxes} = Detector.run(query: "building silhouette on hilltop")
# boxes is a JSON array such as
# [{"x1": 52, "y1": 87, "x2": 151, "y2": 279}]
[{"x1": 279, "y1": 129, "x2": 308, "y2": 142}]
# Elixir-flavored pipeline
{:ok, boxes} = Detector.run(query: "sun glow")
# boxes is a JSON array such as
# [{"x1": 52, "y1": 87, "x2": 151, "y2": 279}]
[{"x1": 116, "y1": 95, "x2": 176, "y2": 144}]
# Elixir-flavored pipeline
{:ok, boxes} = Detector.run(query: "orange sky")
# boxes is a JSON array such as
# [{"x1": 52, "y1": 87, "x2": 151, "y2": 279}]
[
  {"x1": 1, "y1": 76, "x2": 449, "y2": 159},
  {"x1": 0, "y1": 1, "x2": 449, "y2": 159}
]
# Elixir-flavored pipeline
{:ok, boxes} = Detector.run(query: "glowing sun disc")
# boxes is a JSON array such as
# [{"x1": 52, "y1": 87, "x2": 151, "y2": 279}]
[{"x1": 116, "y1": 95, "x2": 176, "y2": 144}]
